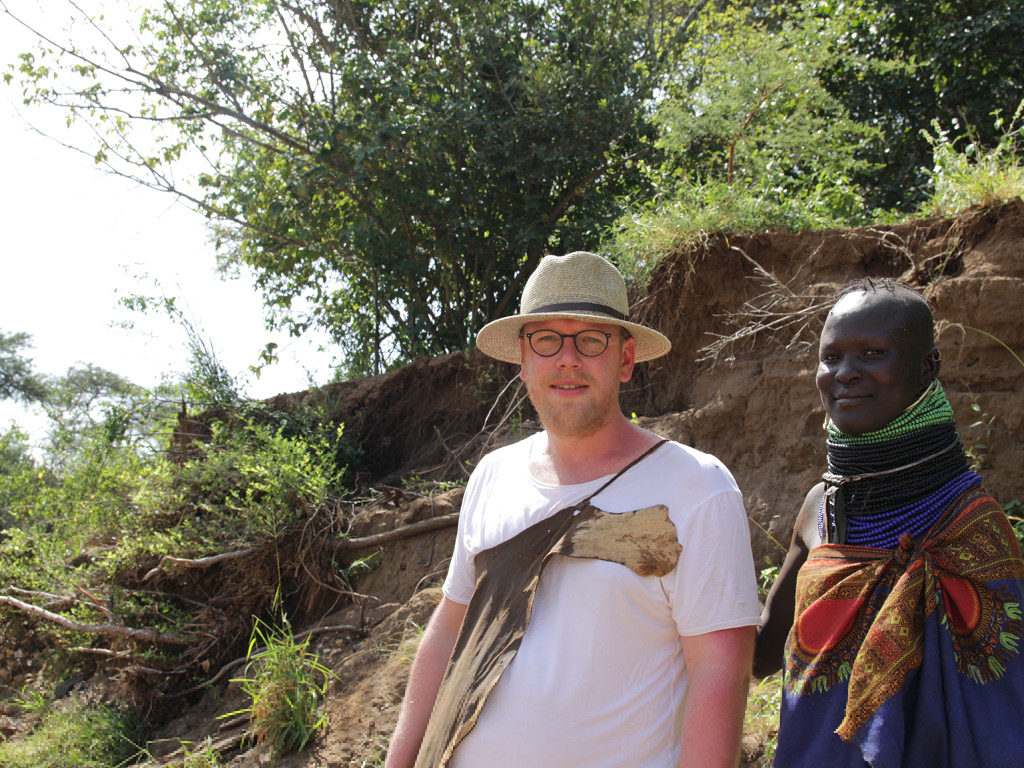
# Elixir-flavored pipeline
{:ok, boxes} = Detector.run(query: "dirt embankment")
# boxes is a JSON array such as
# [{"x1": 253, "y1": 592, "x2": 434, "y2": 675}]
[
  {"x1": 628, "y1": 200, "x2": 1024, "y2": 563},
  {"x1": 6, "y1": 202, "x2": 1023, "y2": 767}
]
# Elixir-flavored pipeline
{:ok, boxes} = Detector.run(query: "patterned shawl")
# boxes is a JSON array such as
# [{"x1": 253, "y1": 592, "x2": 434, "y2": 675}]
[{"x1": 778, "y1": 487, "x2": 1024, "y2": 768}]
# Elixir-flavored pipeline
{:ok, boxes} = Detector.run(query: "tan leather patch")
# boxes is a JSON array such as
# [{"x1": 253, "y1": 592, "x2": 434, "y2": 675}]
[{"x1": 557, "y1": 504, "x2": 681, "y2": 577}]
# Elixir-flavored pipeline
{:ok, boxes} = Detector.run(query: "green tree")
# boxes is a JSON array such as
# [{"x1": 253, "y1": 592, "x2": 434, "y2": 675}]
[
  {"x1": 0, "y1": 425, "x2": 41, "y2": 531},
  {"x1": 8, "y1": 0, "x2": 700, "y2": 373},
  {"x1": 654, "y1": 1, "x2": 880, "y2": 219},
  {"x1": 41, "y1": 364, "x2": 153, "y2": 463},
  {"x1": 821, "y1": 0, "x2": 1024, "y2": 210},
  {"x1": 0, "y1": 330, "x2": 49, "y2": 404}
]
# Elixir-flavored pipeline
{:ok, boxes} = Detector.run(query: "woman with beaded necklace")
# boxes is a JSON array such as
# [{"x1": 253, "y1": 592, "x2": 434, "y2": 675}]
[{"x1": 755, "y1": 278, "x2": 1024, "y2": 767}]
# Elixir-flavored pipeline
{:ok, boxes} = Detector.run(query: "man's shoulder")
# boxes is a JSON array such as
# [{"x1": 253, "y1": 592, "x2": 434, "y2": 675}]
[
  {"x1": 468, "y1": 432, "x2": 536, "y2": 480},
  {"x1": 617, "y1": 439, "x2": 740, "y2": 504},
  {"x1": 655, "y1": 439, "x2": 737, "y2": 480}
]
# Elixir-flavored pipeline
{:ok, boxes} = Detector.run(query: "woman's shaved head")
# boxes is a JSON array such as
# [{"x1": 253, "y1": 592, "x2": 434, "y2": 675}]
[{"x1": 834, "y1": 278, "x2": 935, "y2": 356}]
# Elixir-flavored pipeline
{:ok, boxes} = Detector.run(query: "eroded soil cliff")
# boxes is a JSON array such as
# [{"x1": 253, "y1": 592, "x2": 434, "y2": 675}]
[{"x1": 4, "y1": 201, "x2": 1024, "y2": 766}]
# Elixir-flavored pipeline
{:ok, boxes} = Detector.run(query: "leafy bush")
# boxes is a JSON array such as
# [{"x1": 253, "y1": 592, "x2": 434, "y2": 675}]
[
  {"x1": 920, "y1": 101, "x2": 1024, "y2": 217},
  {"x1": 175, "y1": 418, "x2": 346, "y2": 541},
  {"x1": 0, "y1": 698, "x2": 145, "y2": 768},
  {"x1": 0, "y1": 397, "x2": 352, "y2": 683},
  {"x1": 0, "y1": 426, "x2": 165, "y2": 596}
]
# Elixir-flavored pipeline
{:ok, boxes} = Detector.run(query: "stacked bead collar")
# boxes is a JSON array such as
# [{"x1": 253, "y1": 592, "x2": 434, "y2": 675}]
[{"x1": 819, "y1": 382, "x2": 982, "y2": 548}]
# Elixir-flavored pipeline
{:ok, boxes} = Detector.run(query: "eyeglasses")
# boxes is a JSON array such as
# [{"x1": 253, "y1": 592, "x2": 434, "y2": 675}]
[{"x1": 521, "y1": 329, "x2": 625, "y2": 357}]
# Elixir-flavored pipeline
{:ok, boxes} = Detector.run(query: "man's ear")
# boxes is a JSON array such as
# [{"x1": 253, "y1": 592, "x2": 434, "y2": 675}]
[
  {"x1": 922, "y1": 347, "x2": 941, "y2": 388},
  {"x1": 620, "y1": 336, "x2": 637, "y2": 383}
]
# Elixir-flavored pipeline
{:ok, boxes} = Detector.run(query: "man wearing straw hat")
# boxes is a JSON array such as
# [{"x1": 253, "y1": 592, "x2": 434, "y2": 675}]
[{"x1": 385, "y1": 252, "x2": 760, "y2": 768}]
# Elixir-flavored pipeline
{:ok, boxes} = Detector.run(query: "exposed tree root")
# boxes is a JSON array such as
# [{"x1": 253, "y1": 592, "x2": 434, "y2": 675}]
[
  {"x1": 0, "y1": 594, "x2": 189, "y2": 646},
  {"x1": 330, "y1": 513, "x2": 460, "y2": 551},
  {"x1": 143, "y1": 548, "x2": 257, "y2": 581}
]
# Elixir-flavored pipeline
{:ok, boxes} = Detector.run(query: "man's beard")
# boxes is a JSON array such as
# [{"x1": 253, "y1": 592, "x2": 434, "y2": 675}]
[{"x1": 525, "y1": 372, "x2": 621, "y2": 438}]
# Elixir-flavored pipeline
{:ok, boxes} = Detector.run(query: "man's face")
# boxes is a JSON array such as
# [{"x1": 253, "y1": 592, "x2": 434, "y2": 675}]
[
  {"x1": 816, "y1": 292, "x2": 934, "y2": 435},
  {"x1": 519, "y1": 318, "x2": 636, "y2": 438}
]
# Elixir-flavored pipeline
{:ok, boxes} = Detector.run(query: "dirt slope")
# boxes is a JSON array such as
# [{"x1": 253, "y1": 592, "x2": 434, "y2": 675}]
[{"x1": 6, "y1": 202, "x2": 1024, "y2": 766}]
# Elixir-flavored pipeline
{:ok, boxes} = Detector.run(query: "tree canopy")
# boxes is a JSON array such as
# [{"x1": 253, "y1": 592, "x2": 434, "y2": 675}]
[
  {"x1": 10, "y1": 0, "x2": 701, "y2": 373},
  {"x1": 7, "y1": 0, "x2": 1022, "y2": 374},
  {"x1": 654, "y1": 2, "x2": 880, "y2": 220},
  {"x1": 0, "y1": 330, "x2": 48, "y2": 404},
  {"x1": 821, "y1": 0, "x2": 1024, "y2": 210}
]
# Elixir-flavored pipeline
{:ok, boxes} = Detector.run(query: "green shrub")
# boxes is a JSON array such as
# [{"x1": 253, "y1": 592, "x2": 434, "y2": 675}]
[
  {"x1": 227, "y1": 617, "x2": 332, "y2": 757},
  {"x1": 0, "y1": 699, "x2": 145, "y2": 768},
  {"x1": 920, "y1": 100, "x2": 1024, "y2": 216},
  {"x1": 177, "y1": 419, "x2": 345, "y2": 541}
]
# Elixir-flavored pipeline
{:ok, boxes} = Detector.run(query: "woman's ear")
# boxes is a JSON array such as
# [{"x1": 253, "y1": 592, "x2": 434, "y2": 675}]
[{"x1": 922, "y1": 347, "x2": 941, "y2": 387}]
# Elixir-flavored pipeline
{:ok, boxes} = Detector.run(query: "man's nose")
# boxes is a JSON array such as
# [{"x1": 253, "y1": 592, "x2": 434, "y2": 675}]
[{"x1": 554, "y1": 338, "x2": 583, "y2": 368}]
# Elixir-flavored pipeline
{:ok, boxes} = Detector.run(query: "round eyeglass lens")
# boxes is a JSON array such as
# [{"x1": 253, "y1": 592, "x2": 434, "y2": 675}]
[{"x1": 575, "y1": 331, "x2": 610, "y2": 356}]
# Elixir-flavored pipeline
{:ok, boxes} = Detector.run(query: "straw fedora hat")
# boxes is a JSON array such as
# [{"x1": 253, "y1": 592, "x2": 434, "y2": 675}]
[{"x1": 476, "y1": 251, "x2": 671, "y2": 364}]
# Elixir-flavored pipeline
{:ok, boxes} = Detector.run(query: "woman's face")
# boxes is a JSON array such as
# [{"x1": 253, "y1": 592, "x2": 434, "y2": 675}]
[{"x1": 816, "y1": 292, "x2": 936, "y2": 435}]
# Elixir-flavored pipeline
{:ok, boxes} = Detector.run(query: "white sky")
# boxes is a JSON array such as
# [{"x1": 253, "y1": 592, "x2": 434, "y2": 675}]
[{"x1": 0, "y1": 2, "x2": 338, "y2": 445}]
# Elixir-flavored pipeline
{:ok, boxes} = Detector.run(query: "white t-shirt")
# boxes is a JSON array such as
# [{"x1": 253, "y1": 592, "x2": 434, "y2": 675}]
[{"x1": 442, "y1": 434, "x2": 761, "y2": 768}]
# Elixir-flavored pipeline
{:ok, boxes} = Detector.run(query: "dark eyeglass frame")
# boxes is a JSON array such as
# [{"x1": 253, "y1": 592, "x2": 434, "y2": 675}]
[{"x1": 520, "y1": 329, "x2": 625, "y2": 357}]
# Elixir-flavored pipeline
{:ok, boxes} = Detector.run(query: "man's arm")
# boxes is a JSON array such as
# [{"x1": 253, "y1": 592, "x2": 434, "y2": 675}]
[
  {"x1": 679, "y1": 624, "x2": 756, "y2": 768},
  {"x1": 753, "y1": 483, "x2": 824, "y2": 678},
  {"x1": 384, "y1": 596, "x2": 469, "y2": 768}
]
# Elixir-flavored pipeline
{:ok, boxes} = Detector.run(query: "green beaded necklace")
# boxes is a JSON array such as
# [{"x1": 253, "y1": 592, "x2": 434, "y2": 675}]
[{"x1": 826, "y1": 381, "x2": 952, "y2": 446}]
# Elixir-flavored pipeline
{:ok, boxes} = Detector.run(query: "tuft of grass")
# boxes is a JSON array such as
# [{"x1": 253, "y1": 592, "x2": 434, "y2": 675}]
[
  {"x1": 10, "y1": 685, "x2": 51, "y2": 718},
  {"x1": 608, "y1": 178, "x2": 873, "y2": 289},
  {"x1": 920, "y1": 100, "x2": 1024, "y2": 217},
  {"x1": 743, "y1": 674, "x2": 782, "y2": 767},
  {"x1": 226, "y1": 617, "x2": 333, "y2": 758},
  {"x1": 0, "y1": 698, "x2": 145, "y2": 768},
  {"x1": 170, "y1": 736, "x2": 222, "y2": 767}
]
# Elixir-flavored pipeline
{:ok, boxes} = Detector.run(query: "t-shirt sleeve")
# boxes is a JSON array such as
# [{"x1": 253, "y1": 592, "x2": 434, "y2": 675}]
[
  {"x1": 665, "y1": 487, "x2": 761, "y2": 636},
  {"x1": 441, "y1": 459, "x2": 490, "y2": 605}
]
